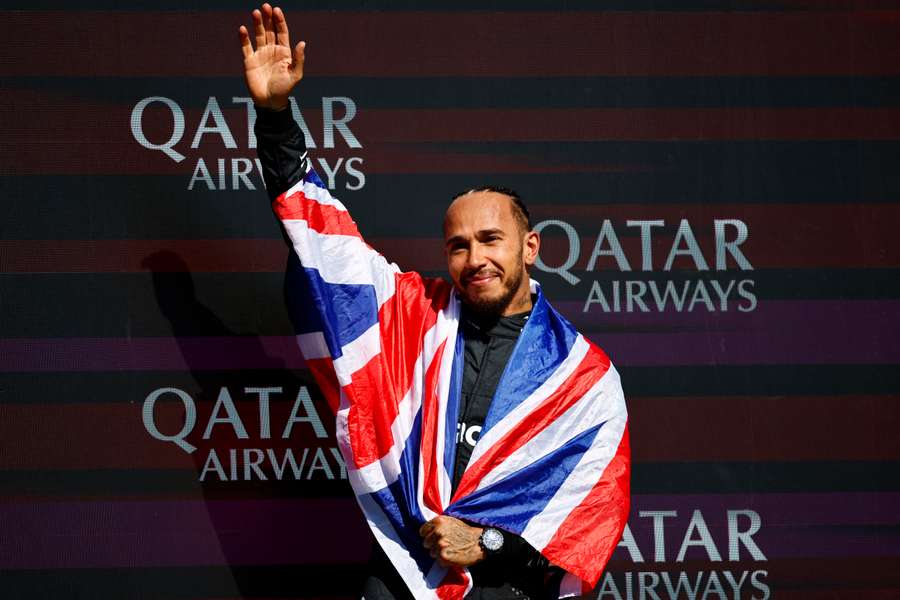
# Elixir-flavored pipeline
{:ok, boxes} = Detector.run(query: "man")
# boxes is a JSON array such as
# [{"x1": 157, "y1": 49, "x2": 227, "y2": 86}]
[{"x1": 239, "y1": 5, "x2": 630, "y2": 599}]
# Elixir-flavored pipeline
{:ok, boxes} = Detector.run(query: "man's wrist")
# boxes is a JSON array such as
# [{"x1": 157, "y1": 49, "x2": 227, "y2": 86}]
[{"x1": 254, "y1": 103, "x2": 298, "y2": 134}]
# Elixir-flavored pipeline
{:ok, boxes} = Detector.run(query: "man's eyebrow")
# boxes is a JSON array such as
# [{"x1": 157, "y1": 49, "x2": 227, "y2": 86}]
[
  {"x1": 477, "y1": 228, "x2": 504, "y2": 237},
  {"x1": 444, "y1": 229, "x2": 505, "y2": 247}
]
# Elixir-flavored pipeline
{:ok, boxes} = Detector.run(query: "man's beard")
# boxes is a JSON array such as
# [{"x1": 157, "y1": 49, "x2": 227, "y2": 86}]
[{"x1": 461, "y1": 262, "x2": 526, "y2": 317}]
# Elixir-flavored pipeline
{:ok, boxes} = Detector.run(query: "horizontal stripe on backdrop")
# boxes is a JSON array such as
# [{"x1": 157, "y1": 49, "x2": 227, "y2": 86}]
[
  {"x1": 0, "y1": 564, "x2": 366, "y2": 600},
  {"x1": 0, "y1": 498, "x2": 369, "y2": 570},
  {"x1": 5, "y1": 12, "x2": 900, "y2": 77},
  {"x1": 2, "y1": 364, "x2": 898, "y2": 406},
  {"x1": 2, "y1": 299, "x2": 897, "y2": 369},
  {"x1": 14, "y1": 75, "x2": 900, "y2": 110},
  {"x1": 9, "y1": 104, "x2": 900, "y2": 176},
  {"x1": 8, "y1": 1, "x2": 900, "y2": 11},
  {"x1": 4, "y1": 197, "x2": 900, "y2": 271},
  {"x1": 4, "y1": 461, "x2": 897, "y2": 498},
  {"x1": 2, "y1": 395, "x2": 897, "y2": 471},
  {"x1": 2, "y1": 271, "x2": 899, "y2": 341},
  {"x1": 2, "y1": 558, "x2": 900, "y2": 600},
  {"x1": 0, "y1": 493, "x2": 897, "y2": 569},
  {"x1": 5, "y1": 142, "x2": 900, "y2": 239}
]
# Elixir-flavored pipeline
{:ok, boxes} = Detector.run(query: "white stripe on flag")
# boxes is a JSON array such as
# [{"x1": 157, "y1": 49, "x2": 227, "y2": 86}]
[
  {"x1": 416, "y1": 297, "x2": 460, "y2": 522},
  {"x1": 434, "y1": 295, "x2": 460, "y2": 508},
  {"x1": 332, "y1": 322, "x2": 381, "y2": 386},
  {"x1": 467, "y1": 335, "x2": 590, "y2": 467},
  {"x1": 520, "y1": 366, "x2": 627, "y2": 550},
  {"x1": 282, "y1": 219, "x2": 399, "y2": 307},
  {"x1": 476, "y1": 362, "x2": 624, "y2": 495},
  {"x1": 343, "y1": 309, "x2": 454, "y2": 493},
  {"x1": 357, "y1": 493, "x2": 440, "y2": 600}
]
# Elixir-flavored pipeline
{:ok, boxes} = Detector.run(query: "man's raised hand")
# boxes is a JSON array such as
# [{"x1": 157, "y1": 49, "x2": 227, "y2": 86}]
[{"x1": 239, "y1": 3, "x2": 305, "y2": 110}]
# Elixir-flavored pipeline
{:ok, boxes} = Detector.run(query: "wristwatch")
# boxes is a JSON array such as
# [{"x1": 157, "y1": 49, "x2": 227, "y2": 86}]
[{"x1": 479, "y1": 527, "x2": 505, "y2": 555}]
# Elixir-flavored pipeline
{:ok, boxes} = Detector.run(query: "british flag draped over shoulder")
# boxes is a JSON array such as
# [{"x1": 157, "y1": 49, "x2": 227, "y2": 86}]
[{"x1": 274, "y1": 157, "x2": 630, "y2": 599}]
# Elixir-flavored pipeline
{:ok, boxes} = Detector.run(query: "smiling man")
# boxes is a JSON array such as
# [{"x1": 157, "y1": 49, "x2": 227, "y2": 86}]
[
  {"x1": 444, "y1": 188, "x2": 539, "y2": 318},
  {"x1": 240, "y1": 4, "x2": 630, "y2": 599}
]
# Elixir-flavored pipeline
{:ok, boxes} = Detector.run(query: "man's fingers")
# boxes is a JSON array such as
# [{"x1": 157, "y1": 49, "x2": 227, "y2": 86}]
[
  {"x1": 262, "y1": 3, "x2": 276, "y2": 46},
  {"x1": 238, "y1": 26, "x2": 253, "y2": 59},
  {"x1": 418, "y1": 520, "x2": 434, "y2": 537},
  {"x1": 274, "y1": 6, "x2": 291, "y2": 47},
  {"x1": 422, "y1": 529, "x2": 437, "y2": 548},
  {"x1": 252, "y1": 9, "x2": 266, "y2": 49},
  {"x1": 291, "y1": 41, "x2": 306, "y2": 79}
]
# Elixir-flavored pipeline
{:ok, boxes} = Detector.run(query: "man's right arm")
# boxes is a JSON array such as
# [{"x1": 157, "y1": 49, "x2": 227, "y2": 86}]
[
  {"x1": 241, "y1": 5, "x2": 454, "y2": 423},
  {"x1": 255, "y1": 106, "x2": 308, "y2": 204}
]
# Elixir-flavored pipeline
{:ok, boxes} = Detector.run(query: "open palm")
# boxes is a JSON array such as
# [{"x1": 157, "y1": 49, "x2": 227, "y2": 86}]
[{"x1": 239, "y1": 4, "x2": 305, "y2": 110}]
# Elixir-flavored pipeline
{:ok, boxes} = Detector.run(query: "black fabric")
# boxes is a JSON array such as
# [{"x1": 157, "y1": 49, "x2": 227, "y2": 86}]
[
  {"x1": 452, "y1": 308, "x2": 529, "y2": 490},
  {"x1": 255, "y1": 106, "x2": 307, "y2": 204},
  {"x1": 254, "y1": 106, "x2": 562, "y2": 600}
]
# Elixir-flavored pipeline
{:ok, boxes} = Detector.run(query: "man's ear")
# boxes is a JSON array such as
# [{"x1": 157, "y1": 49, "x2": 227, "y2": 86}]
[{"x1": 523, "y1": 230, "x2": 540, "y2": 266}]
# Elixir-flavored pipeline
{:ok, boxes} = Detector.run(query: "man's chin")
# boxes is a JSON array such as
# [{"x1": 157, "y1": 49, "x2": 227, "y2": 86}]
[{"x1": 461, "y1": 290, "x2": 511, "y2": 317}]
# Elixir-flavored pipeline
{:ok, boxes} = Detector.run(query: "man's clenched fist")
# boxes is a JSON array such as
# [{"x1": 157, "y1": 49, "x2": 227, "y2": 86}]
[{"x1": 419, "y1": 515, "x2": 486, "y2": 568}]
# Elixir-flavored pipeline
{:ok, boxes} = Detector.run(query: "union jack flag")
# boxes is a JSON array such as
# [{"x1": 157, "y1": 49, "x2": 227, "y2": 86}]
[{"x1": 274, "y1": 158, "x2": 630, "y2": 599}]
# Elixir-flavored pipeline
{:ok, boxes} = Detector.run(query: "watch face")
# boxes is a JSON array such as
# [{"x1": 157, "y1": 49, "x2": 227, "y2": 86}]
[{"x1": 481, "y1": 527, "x2": 504, "y2": 552}]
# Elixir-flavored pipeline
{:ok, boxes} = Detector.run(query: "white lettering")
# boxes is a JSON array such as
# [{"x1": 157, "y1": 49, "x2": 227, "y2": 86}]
[{"x1": 131, "y1": 96, "x2": 186, "y2": 162}]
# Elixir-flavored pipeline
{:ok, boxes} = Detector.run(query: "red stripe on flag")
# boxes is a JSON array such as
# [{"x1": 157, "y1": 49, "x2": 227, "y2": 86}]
[
  {"x1": 437, "y1": 567, "x2": 471, "y2": 600},
  {"x1": 421, "y1": 338, "x2": 450, "y2": 515},
  {"x1": 341, "y1": 273, "x2": 451, "y2": 468},
  {"x1": 451, "y1": 344, "x2": 611, "y2": 502},
  {"x1": 273, "y1": 186, "x2": 361, "y2": 239},
  {"x1": 342, "y1": 352, "x2": 403, "y2": 469},
  {"x1": 306, "y1": 357, "x2": 341, "y2": 414},
  {"x1": 541, "y1": 425, "x2": 631, "y2": 587}
]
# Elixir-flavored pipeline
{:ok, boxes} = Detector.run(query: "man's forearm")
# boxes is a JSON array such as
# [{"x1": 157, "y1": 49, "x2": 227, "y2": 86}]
[{"x1": 254, "y1": 105, "x2": 308, "y2": 202}]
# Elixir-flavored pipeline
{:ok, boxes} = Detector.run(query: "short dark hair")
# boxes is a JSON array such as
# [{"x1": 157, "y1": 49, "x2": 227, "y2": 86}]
[{"x1": 451, "y1": 186, "x2": 531, "y2": 233}]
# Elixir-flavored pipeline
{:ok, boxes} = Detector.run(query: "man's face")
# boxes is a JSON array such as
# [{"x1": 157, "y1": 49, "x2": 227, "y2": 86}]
[{"x1": 443, "y1": 191, "x2": 539, "y2": 316}]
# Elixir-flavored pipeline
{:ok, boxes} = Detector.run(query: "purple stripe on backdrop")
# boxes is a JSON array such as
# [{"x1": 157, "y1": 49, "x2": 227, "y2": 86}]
[
  {"x1": 0, "y1": 498, "x2": 368, "y2": 570},
  {"x1": 0, "y1": 493, "x2": 897, "y2": 569},
  {"x1": 569, "y1": 298, "x2": 900, "y2": 366},
  {"x1": 557, "y1": 299, "x2": 900, "y2": 333},
  {"x1": 0, "y1": 336, "x2": 306, "y2": 372},
  {"x1": 1, "y1": 301, "x2": 898, "y2": 370}
]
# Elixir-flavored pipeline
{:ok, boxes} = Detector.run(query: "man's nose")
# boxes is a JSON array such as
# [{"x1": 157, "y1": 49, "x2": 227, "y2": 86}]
[{"x1": 466, "y1": 243, "x2": 487, "y2": 269}]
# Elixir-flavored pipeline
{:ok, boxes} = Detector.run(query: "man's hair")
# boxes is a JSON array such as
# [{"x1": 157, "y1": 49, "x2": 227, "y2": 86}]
[{"x1": 451, "y1": 186, "x2": 531, "y2": 233}]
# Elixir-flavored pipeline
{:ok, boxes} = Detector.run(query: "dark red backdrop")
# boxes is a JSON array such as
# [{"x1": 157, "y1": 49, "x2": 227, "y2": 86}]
[{"x1": 2, "y1": 2, "x2": 899, "y2": 599}]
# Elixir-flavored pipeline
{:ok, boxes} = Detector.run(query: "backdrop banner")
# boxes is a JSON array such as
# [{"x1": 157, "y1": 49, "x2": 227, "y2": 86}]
[{"x1": 1, "y1": 3, "x2": 898, "y2": 599}]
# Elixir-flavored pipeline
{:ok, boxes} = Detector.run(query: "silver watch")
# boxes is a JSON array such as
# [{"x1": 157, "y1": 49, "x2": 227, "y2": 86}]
[{"x1": 479, "y1": 527, "x2": 505, "y2": 555}]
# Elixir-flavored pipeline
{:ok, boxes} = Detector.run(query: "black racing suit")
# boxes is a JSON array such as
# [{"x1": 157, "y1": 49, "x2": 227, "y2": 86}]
[{"x1": 255, "y1": 106, "x2": 562, "y2": 600}]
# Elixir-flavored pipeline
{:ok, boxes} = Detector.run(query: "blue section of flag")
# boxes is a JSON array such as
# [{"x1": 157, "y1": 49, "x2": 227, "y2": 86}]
[
  {"x1": 445, "y1": 422, "x2": 603, "y2": 534},
  {"x1": 305, "y1": 165, "x2": 328, "y2": 190},
  {"x1": 284, "y1": 251, "x2": 379, "y2": 359},
  {"x1": 368, "y1": 409, "x2": 432, "y2": 572},
  {"x1": 442, "y1": 333, "x2": 465, "y2": 482},
  {"x1": 482, "y1": 288, "x2": 579, "y2": 436}
]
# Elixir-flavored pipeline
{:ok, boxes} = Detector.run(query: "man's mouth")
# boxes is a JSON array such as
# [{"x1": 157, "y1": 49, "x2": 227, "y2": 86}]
[{"x1": 464, "y1": 271, "x2": 500, "y2": 287}]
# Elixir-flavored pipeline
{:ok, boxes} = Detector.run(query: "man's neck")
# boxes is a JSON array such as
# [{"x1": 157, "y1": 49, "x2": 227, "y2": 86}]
[{"x1": 501, "y1": 287, "x2": 533, "y2": 317}]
